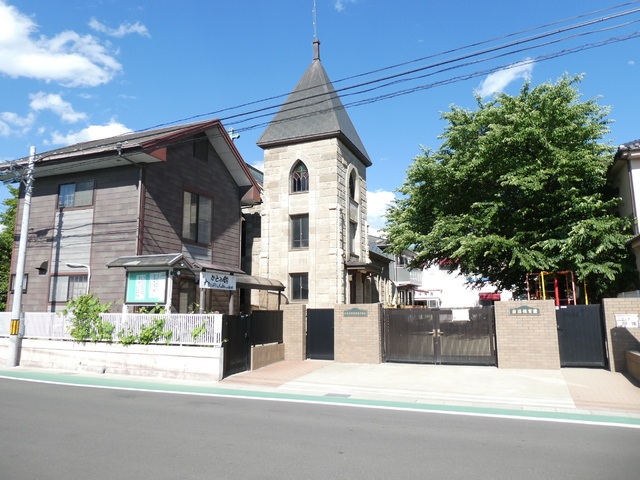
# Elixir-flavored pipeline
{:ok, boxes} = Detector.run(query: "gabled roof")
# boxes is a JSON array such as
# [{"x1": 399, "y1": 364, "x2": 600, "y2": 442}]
[
  {"x1": 257, "y1": 41, "x2": 371, "y2": 166},
  {"x1": 0, "y1": 119, "x2": 261, "y2": 205}
]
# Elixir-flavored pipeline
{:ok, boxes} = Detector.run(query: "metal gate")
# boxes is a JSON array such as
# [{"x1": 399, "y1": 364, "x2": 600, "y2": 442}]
[
  {"x1": 556, "y1": 305, "x2": 607, "y2": 368},
  {"x1": 222, "y1": 314, "x2": 250, "y2": 377},
  {"x1": 384, "y1": 307, "x2": 497, "y2": 366},
  {"x1": 307, "y1": 308, "x2": 334, "y2": 360}
]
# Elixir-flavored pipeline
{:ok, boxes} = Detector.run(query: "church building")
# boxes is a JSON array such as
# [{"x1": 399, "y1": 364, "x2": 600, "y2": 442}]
[{"x1": 245, "y1": 39, "x2": 374, "y2": 310}]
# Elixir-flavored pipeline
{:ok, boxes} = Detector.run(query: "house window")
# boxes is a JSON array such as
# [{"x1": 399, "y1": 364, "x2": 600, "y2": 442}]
[
  {"x1": 182, "y1": 191, "x2": 212, "y2": 245},
  {"x1": 10, "y1": 274, "x2": 28, "y2": 294},
  {"x1": 291, "y1": 215, "x2": 309, "y2": 249},
  {"x1": 291, "y1": 273, "x2": 309, "y2": 301},
  {"x1": 193, "y1": 133, "x2": 208, "y2": 162},
  {"x1": 49, "y1": 275, "x2": 87, "y2": 303},
  {"x1": 58, "y1": 181, "x2": 94, "y2": 208},
  {"x1": 291, "y1": 161, "x2": 309, "y2": 193}
]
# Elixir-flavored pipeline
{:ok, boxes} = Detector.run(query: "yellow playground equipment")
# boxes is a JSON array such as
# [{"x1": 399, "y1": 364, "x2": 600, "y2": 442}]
[{"x1": 526, "y1": 271, "x2": 589, "y2": 306}]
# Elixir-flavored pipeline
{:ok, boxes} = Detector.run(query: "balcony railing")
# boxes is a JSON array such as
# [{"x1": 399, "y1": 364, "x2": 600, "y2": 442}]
[{"x1": 393, "y1": 266, "x2": 422, "y2": 284}]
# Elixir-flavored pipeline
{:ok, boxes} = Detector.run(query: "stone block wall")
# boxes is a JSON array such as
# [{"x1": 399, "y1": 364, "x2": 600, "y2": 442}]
[
  {"x1": 494, "y1": 300, "x2": 560, "y2": 369},
  {"x1": 334, "y1": 303, "x2": 382, "y2": 364}
]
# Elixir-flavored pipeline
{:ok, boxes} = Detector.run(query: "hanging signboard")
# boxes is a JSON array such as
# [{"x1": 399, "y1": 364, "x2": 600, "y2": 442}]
[
  {"x1": 125, "y1": 271, "x2": 167, "y2": 304},
  {"x1": 200, "y1": 272, "x2": 236, "y2": 291}
]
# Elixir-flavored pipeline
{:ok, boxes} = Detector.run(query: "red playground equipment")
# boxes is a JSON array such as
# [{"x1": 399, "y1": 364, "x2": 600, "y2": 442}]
[{"x1": 526, "y1": 271, "x2": 589, "y2": 306}]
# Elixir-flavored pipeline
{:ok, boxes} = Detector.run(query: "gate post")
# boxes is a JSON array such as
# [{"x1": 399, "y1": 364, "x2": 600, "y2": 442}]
[
  {"x1": 494, "y1": 300, "x2": 560, "y2": 369},
  {"x1": 334, "y1": 303, "x2": 383, "y2": 364},
  {"x1": 283, "y1": 304, "x2": 306, "y2": 361},
  {"x1": 602, "y1": 297, "x2": 640, "y2": 372}
]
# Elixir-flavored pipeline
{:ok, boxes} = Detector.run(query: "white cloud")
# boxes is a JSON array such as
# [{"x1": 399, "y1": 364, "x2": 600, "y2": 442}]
[
  {"x1": 0, "y1": 1, "x2": 121, "y2": 87},
  {"x1": 89, "y1": 18, "x2": 150, "y2": 38},
  {"x1": 0, "y1": 111, "x2": 35, "y2": 136},
  {"x1": 476, "y1": 59, "x2": 534, "y2": 98},
  {"x1": 629, "y1": 60, "x2": 635, "y2": 66},
  {"x1": 367, "y1": 190, "x2": 396, "y2": 236},
  {"x1": 48, "y1": 119, "x2": 132, "y2": 146},
  {"x1": 335, "y1": 0, "x2": 358, "y2": 12},
  {"x1": 29, "y1": 92, "x2": 87, "y2": 123},
  {"x1": 1, "y1": 111, "x2": 35, "y2": 128}
]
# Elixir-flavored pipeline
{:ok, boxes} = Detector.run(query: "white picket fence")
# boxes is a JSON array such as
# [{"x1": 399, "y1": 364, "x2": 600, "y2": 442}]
[{"x1": 0, "y1": 312, "x2": 222, "y2": 346}]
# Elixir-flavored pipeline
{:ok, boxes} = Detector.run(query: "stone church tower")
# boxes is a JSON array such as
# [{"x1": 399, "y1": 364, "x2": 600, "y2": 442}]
[{"x1": 251, "y1": 40, "x2": 372, "y2": 309}]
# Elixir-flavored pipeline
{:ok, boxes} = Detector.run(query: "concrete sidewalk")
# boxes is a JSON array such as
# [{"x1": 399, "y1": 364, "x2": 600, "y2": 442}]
[{"x1": 220, "y1": 361, "x2": 640, "y2": 417}]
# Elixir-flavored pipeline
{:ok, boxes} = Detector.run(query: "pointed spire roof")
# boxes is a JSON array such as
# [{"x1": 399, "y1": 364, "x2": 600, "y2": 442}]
[{"x1": 257, "y1": 40, "x2": 371, "y2": 166}]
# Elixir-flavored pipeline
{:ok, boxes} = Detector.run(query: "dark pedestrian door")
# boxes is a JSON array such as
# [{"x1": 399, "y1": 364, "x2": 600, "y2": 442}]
[
  {"x1": 307, "y1": 309, "x2": 334, "y2": 360},
  {"x1": 222, "y1": 314, "x2": 250, "y2": 378},
  {"x1": 384, "y1": 307, "x2": 496, "y2": 366},
  {"x1": 556, "y1": 305, "x2": 607, "y2": 367}
]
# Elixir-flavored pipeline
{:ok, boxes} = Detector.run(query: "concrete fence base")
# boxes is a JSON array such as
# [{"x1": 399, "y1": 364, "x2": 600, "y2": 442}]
[{"x1": 1, "y1": 338, "x2": 224, "y2": 381}]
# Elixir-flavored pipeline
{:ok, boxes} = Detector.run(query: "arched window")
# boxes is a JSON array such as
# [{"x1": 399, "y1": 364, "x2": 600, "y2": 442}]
[
  {"x1": 349, "y1": 171, "x2": 356, "y2": 200},
  {"x1": 291, "y1": 161, "x2": 309, "y2": 193}
]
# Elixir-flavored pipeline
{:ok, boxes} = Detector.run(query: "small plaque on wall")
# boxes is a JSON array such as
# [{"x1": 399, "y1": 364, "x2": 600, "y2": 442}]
[
  {"x1": 615, "y1": 314, "x2": 639, "y2": 328},
  {"x1": 509, "y1": 305, "x2": 541, "y2": 316},
  {"x1": 344, "y1": 308, "x2": 368, "y2": 317}
]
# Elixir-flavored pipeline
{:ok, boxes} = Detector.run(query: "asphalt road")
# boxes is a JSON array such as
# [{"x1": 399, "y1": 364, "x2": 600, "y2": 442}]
[{"x1": 0, "y1": 378, "x2": 638, "y2": 480}]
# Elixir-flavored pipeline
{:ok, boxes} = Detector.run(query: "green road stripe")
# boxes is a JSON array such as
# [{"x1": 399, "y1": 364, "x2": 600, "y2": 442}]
[{"x1": 1, "y1": 369, "x2": 639, "y2": 427}]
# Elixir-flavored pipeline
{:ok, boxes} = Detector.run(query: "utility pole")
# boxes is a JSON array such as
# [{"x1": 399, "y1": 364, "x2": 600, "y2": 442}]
[{"x1": 7, "y1": 146, "x2": 35, "y2": 367}]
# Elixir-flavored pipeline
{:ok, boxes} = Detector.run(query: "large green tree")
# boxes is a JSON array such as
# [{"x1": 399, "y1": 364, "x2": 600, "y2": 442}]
[
  {"x1": 385, "y1": 75, "x2": 638, "y2": 300},
  {"x1": 0, "y1": 186, "x2": 18, "y2": 311}
]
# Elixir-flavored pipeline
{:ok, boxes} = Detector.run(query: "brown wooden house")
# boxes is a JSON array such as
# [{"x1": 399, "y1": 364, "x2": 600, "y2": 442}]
[{"x1": 1, "y1": 119, "x2": 283, "y2": 314}]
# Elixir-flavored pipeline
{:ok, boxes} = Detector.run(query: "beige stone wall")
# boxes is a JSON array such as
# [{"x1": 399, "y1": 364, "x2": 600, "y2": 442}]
[
  {"x1": 602, "y1": 297, "x2": 640, "y2": 372},
  {"x1": 282, "y1": 304, "x2": 306, "y2": 360},
  {"x1": 251, "y1": 343, "x2": 285, "y2": 370},
  {"x1": 494, "y1": 300, "x2": 560, "y2": 369},
  {"x1": 334, "y1": 303, "x2": 382, "y2": 364}
]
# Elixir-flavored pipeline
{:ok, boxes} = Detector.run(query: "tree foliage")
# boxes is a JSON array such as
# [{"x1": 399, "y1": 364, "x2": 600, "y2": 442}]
[
  {"x1": 385, "y1": 75, "x2": 638, "y2": 300},
  {"x1": 0, "y1": 186, "x2": 18, "y2": 311}
]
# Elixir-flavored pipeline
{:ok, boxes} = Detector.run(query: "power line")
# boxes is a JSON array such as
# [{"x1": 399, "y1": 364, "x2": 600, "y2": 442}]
[
  {"x1": 8, "y1": 28, "x2": 638, "y2": 183},
  {"x1": 1, "y1": 3, "x2": 639, "y2": 175},
  {"x1": 136, "y1": 1, "x2": 640, "y2": 133}
]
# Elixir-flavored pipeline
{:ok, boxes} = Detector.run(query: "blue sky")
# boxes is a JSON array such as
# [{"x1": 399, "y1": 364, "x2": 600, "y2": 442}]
[{"x1": 1, "y1": 0, "x2": 639, "y2": 233}]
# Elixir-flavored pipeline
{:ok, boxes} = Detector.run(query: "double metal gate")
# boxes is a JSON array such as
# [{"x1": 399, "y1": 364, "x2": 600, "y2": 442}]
[
  {"x1": 556, "y1": 305, "x2": 607, "y2": 368},
  {"x1": 384, "y1": 307, "x2": 497, "y2": 366}
]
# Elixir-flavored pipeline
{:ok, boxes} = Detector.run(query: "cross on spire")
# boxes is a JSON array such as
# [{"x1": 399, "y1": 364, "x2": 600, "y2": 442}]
[{"x1": 228, "y1": 128, "x2": 240, "y2": 141}]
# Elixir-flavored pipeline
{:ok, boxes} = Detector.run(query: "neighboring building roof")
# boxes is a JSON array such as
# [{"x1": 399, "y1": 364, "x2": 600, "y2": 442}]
[
  {"x1": 620, "y1": 138, "x2": 640, "y2": 149},
  {"x1": 0, "y1": 118, "x2": 261, "y2": 205},
  {"x1": 257, "y1": 40, "x2": 371, "y2": 166},
  {"x1": 106, "y1": 253, "x2": 191, "y2": 269},
  {"x1": 246, "y1": 163, "x2": 264, "y2": 185},
  {"x1": 368, "y1": 235, "x2": 393, "y2": 262}
]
